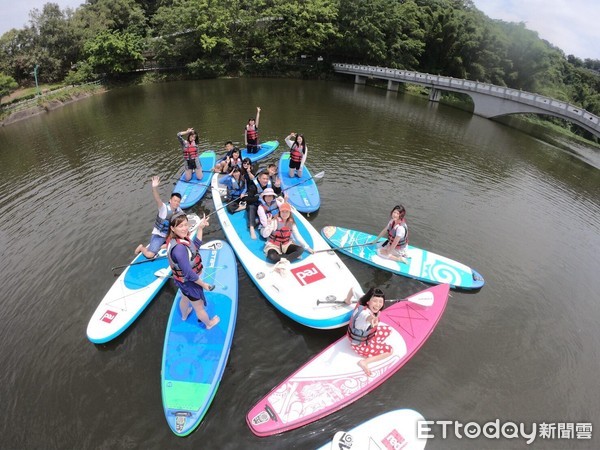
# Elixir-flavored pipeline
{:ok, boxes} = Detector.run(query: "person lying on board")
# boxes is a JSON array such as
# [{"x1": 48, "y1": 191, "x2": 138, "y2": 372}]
[
  {"x1": 285, "y1": 132, "x2": 308, "y2": 178},
  {"x1": 263, "y1": 202, "x2": 313, "y2": 263},
  {"x1": 177, "y1": 127, "x2": 203, "y2": 181},
  {"x1": 166, "y1": 212, "x2": 219, "y2": 329},
  {"x1": 345, "y1": 287, "x2": 393, "y2": 376},
  {"x1": 245, "y1": 172, "x2": 282, "y2": 239},
  {"x1": 371, "y1": 205, "x2": 410, "y2": 264},
  {"x1": 219, "y1": 167, "x2": 248, "y2": 213},
  {"x1": 213, "y1": 141, "x2": 235, "y2": 173},
  {"x1": 135, "y1": 176, "x2": 182, "y2": 259},
  {"x1": 244, "y1": 106, "x2": 261, "y2": 154}
]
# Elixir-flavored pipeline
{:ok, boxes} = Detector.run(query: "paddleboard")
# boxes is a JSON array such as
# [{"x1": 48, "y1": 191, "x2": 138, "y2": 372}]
[
  {"x1": 240, "y1": 140, "x2": 279, "y2": 162},
  {"x1": 277, "y1": 152, "x2": 321, "y2": 213},
  {"x1": 246, "y1": 284, "x2": 449, "y2": 437},
  {"x1": 316, "y1": 409, "x2": 428, "y2": 450},
  {"x1": 162, "y1": 240, "x2": 238, "y2": 436},
  {"x1": 173, "y1": 151, "x2": 216, "y2": 209},
  {"x1": 211, "y1": 173, "x2": 362, "y2": 329},
  {"x1": 321, "y1": 226, "x2": 484, "y2": 290},
  {"x1": 86, "y1": 214, "x2": 200, "y2": 344}
]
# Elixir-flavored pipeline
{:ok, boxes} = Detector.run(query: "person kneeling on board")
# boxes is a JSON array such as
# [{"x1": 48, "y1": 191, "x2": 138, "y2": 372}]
[
  {"x1": 345, "y1": 287, "x2": 393, "y2": 377},
  {"x1": 167, "y1": 213, "x2": 219, "y2": 330},
  {"x1": 135, "y1": 176, "x2": 183, "y2": 259},
  {"x1": 371, "y1": 205, "x2": 410, "y2": 264},
  {"x1": 263, "y1": 202, "x2": 313, "y2": 263}
]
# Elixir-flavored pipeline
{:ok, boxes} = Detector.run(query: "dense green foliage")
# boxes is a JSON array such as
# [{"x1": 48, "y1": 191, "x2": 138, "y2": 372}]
[
  {"x1": 1, "y1": 0, "x2": 599, "y2": 121},
  {"x1": 0, "y1": 72, "x2": 18, "y2": 102}
]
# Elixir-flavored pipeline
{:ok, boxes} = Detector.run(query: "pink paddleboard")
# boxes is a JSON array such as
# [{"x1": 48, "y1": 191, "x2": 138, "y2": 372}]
[{"x1": 246, "y1": 284, "x2": 449, "y2": 437}]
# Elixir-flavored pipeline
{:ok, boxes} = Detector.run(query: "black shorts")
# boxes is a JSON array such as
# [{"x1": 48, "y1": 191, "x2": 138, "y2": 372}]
[
  {"x1": 247, "y1": 141, "x2": 259, "y2": 154},
  {"x1": 289, "y1": 159, "x2": 302, "y2": 170},
  {"x1": 186, "y1": 158, "x2": 197, "y2": 170}
]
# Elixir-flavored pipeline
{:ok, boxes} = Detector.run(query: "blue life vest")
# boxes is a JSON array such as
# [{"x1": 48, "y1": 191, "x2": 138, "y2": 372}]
[
  {"x1": 228, "y1": 176, "x2": 246, "y2": 199},
  {"x1": 154, "y1": 205, "x2": 181, "y2": 237},
  {"x1": 259, "y1": 198, "x2": 279, "y2": 218}
]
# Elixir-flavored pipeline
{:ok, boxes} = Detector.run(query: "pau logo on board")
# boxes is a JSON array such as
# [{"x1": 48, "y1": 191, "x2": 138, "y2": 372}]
[
  {"x1": 291, "y1": 263, "x2": 325, "y2": 286},
  {"x1": 100, "y1": 310, "x2": 118, "y2": 323},
  {"x1": 382, "y1": 428, "x2": 407, "y2": 449}
]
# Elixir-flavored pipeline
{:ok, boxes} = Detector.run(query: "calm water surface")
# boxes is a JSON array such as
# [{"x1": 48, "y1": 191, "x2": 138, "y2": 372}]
[{"x1": 0, "y1": 78, "x2": 599, "y2": 449}]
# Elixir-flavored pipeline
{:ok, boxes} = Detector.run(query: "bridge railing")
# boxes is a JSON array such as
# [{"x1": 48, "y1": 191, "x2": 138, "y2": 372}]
[{"x1": 333, "y1": 63, "x2": 600, "y2": 132}]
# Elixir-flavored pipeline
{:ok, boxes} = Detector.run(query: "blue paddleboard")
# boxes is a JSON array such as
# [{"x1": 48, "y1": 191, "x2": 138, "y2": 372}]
[
  {"x1": 173, "y1": 151, "x2": 216, "y2": 209},
  {"x1": 161, "y1": 240, "x2": 238, "y2": 436},
  {"x1": 277, "y1": 152, "x2": 321, "y2": 213},
  {"x1": 240, "y1": 140, "x2": 279, "y2": 162},
  {"x1": 321, "y1": 226, "x2": 484, "y2": 290}
]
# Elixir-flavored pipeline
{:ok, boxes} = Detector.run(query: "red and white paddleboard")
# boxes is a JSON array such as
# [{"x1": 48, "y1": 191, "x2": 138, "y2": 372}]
[
  {"x1": 246, "y1": 284, "x2": 449, "y2": 437},
  {"x1": 316, "y1": 409, "x2": 427, "y2": 450}
]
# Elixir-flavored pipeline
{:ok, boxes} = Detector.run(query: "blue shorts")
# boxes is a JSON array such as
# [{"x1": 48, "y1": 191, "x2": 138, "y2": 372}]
[{"x1": 147, "y1": 234, "x2": 166, "y2": 254}]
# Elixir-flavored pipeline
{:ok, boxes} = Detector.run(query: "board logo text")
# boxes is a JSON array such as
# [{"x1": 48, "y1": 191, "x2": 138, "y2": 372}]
[{"x1": 291, "y1": 263, "x2": 325, "y2": 286}]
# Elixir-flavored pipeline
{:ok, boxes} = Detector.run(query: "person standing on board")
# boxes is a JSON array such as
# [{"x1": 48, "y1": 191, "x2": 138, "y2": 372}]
[
  {"x1": 285, "y1": 132, "x2": 308, "y2": 178},
  {"x1": 344, "y1": 287, "x2": 393, "y2": 377},
  {"x1": 263, "y1": 202, "x2": 313, "y2": 262},
  {"x1": 167, "y1": 212, "x2": 219, "y2": 329},
  {"x1": 244, "y1": 107, "x2": 261, "y2": 154},
  {"x1": 372, "y1": 205, "x2": 409, "y2": 264},
  {"x1": 177, "y1": 127, "x2": 203, "y2": 181},
  {"x1": 135, "y1": 176, "x2": 182, "y2": 259},
  {"x1": 245, "y1": 172, "x2": 282, "y2": 239}
]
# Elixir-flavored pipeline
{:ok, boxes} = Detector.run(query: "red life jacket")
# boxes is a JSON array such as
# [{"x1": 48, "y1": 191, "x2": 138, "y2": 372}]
[
  {"x1": 387, "y1": 219, "x2": 408, "y2": 248},
  {"x1": 183, "y1": 143, "x2": 199, "y2": 160},
  {"x1": 268, "y1": 217, "x2": 293, "y2": 245},
  {"x1": 246, "y1": 125, "x2": 258, "y2": 142},
  {"x1": 290, "y1": 143, "x2": 305, "y2": 163},
  {"x1": 167, "y1": 237, "x2": 203, "y2": 283},
  {"x1": 347, "y1": 305, "x2": 377, "y2": 345}
]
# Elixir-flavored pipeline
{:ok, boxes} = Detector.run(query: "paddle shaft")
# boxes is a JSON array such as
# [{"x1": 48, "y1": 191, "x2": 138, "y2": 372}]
[
  {"x1": 111, "y1": 256, "x2": 167, "y2": 271},
  {"x1": 316, "y1": 297, "x2": 405, "y2": 306},
  {"x1": 314, "y1": 241, "x2": 375, "y2": 254}
]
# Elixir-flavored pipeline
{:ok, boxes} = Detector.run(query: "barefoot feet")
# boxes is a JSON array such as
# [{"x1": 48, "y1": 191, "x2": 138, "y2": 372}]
[{"x1": 358, "y1": 360, "x2": 372, "y2": 377}]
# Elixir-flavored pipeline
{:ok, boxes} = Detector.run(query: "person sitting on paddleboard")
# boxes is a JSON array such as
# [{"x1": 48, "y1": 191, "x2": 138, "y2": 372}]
[
  {"x1": 244, "y1": 107, "x2": 261, "y2": 154},
  {"x1": 264, "y1": 163, "x2": 281, "y2": 188},
  {"x1": 263, "y1": 202, "x2": 314, "y2": 263},
  {"x1": 344, "y1": 287, "x2": 393, "y2": 377},
  {"x1": 240, "y1": 157, "x2": 256, "y2": 183},
  {"x1": 219, "y1": 167, "x2": 248, "y2": 214},
  {"x1": 213, "y1": 141, "x2": 235, "y2": 173},
  {"x1": 177, "y1": 127, "x2": 203, "y2": 181},
  {"x1": 285, "y1": 132, "x2": 308, "y2": 178},
  {"x1": 135, "y1": 176, "x2": 182, "y2": 259},
  {"x1": 245, "y1": 172, "x2": 282, "y2": 240},
  {"x1": 166, "y1": 212, "x2": 219, "y2": 330},
  {"x1": 372, "y1": 205, "x2": 409, "y2": 264},
  {"x1": 257, "y1": 188, "x2": 285, "y2": 239}
]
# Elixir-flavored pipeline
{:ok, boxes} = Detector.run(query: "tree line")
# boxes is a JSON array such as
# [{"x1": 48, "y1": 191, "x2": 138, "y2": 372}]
[{"x1": 1, "y1": 0, "x2": 599, "y2": 118}]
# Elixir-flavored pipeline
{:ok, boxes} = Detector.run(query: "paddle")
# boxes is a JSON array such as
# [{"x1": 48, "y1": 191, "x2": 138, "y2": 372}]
[
  {"x1": 111, "y1": 256, "x2": 166, "y2": 271},
  {"x1": 315, "y1": 291, "x2": 436, "y2": 307},
  {"x1": 314, "y1": 241, "x2": 375, "y2": 254}
]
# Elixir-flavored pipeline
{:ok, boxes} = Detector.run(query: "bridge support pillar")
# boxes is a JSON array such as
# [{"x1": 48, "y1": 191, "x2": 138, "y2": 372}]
[
  {"x1": 387, "y1": 80, "x2": 399, "y2": 92},
  {"x1": 429, "y1": 88, "x2": 441, "y2": 102},
  {"x1": 354, "y1": 75, "x2": 366, "y2": 85}
]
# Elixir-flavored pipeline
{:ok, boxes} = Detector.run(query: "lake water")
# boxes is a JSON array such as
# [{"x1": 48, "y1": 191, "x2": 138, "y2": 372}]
[{"x1": 0, "y1": 78, "x2": 598, "y2": 449}]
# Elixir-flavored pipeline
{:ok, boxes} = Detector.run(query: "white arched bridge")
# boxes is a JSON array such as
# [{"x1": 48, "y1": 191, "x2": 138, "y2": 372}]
[{"x1": 333, "y1": 63, "x2": 600, "y2": 138}]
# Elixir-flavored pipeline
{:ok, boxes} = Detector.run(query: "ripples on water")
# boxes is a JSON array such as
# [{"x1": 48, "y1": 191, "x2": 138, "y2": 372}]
[{"x1": 0, "y1": 79, "x2": 599, "y2": 449}]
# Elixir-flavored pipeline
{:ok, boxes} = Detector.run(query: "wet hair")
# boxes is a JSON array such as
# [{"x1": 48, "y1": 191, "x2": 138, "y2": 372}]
[
  {"x1": 358, "y1": 287, "x2": 386, "y2": 310},
  {"x1": 170, "y1": 192, "x2": 182, "y2": 200},
  {"x1": 391, "y1": 205, "x2": 406, "y2": 217}
]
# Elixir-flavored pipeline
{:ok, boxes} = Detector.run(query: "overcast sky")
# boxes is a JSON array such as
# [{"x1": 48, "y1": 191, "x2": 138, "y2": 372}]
[{"x1": 0, "y1": 0, "x2": 598, "y2": 60}]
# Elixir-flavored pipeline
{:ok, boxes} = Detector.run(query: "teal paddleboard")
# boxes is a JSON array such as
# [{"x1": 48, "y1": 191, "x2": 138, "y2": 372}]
[
  {"x1": 173, "y1": 151, "x2": 216, "y2": 209},
  {"x1": 321, "y1": 226, "x2": 484, "y2": 290},
  {"x1": 161, "y1": 240, "x2": 238, "y2": 436}
]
